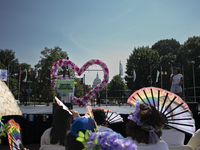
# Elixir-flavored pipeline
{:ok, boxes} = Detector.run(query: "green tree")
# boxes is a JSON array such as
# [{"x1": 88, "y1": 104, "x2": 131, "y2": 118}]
[
  {"x1": 107, "y1": 75, "x2": 126, "y2": 101},
  {"x1": 0, "y1": 62, "x2": 6, "y2": 69},
  {"x1": 152, "y1": 38, "x2": 180, "y2": 56},
  {"x1": 36, "y1": 46, "x2": 69, "y2": 101},
  {"x1": 176, "y1": 36, "x2": 200, "y2": 96},
  {"x1": 0, "y1": 49, "x2": 20, "y2": 76},
  {"x1": 125, "y1": 46, "x2": 160, "y2": 91},
  {"x1": 0, "y1": 49, "x2": 20, "y2": 98},
  {"x1": 152, "y1": 39, "x2": 181, "y2": 90}
]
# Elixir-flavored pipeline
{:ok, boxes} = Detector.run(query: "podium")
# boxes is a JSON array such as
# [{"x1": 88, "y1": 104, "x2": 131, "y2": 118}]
[{"x1": 53, "y1": 102, "x2": 73, "y2": 114}]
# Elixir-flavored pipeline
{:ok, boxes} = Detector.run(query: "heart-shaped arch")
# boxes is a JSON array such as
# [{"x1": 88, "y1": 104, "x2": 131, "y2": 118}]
[{"x1": 50, "y1": 59, "x2": 109, "y2": 105}]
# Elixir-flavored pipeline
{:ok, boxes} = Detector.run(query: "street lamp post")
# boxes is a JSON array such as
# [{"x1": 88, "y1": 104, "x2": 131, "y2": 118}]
[
  {"x1": 161, "y1": 66, "x2": 163, "y2": 89},
  {"x1": 38, "y1": 79, "x2": 43, "y2": 104},
  {"x1": 191, "y1": 61, "x2": 196, "y2": 102},
  {"x1": 188, "y1": 60, "x2": 196, "y2": 102}
]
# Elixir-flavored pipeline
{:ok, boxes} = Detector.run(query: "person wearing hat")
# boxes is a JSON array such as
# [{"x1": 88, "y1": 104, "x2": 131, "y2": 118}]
[{"x1": 65, "y1": 116, "x2": 96, "y2": 150}]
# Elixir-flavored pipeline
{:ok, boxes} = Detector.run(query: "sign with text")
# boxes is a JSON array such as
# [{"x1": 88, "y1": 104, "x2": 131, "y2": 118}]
[{"x1": 57, "y1": 80, "x2": 74, "y2": 93}]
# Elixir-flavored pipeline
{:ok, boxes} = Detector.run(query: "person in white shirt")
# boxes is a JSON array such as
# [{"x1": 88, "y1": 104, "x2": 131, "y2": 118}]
[
  {"x1": 170, "y1": 67, "x2": 184, "y2": 96},
  {"x1": 162, "y1": 127, "x2": 185, "y2": 146}
]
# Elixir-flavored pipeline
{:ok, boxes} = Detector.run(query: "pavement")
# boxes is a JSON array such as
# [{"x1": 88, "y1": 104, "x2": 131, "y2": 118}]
[{"x1": 19, "y1": 103, "x2": 135, "y2": 115}]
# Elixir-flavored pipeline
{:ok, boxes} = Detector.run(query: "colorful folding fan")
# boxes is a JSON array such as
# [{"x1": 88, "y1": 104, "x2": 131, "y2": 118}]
[
  {"x1": 85, "y1": 108, "x2": 123, "y2": 124},
  {"x1": 127, "y1": 87, "x2": 195, "y2": 135},
  {"x1": 7, "y1": 119, "x2": 22, "y2": 150},
  {"x1": 55, "y1": 97, "x2": 73, "y2": 115}
]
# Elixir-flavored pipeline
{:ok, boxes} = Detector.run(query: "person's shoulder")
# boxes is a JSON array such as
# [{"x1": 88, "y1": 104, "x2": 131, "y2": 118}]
[
  {"x1": 42, "y1": 127, "x2": 52, "y2": 135},
  {"x1": 178, "y1": 73, "x2": 183, "y2": 77},
  {"x1": 157, "y1": 140, "x2": 169, "y2": 149}
]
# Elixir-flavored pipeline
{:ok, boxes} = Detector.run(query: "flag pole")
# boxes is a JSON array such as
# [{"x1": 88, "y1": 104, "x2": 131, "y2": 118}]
[
  {"x1": 18, "y1": 65, "x2": 21, "y2": 101},
  {"x1": 119, "y1": 61, "x2": 120, "y2": 77},
  {"x1": 7, "y1": 64, "x2": 9, "y2": 88}
]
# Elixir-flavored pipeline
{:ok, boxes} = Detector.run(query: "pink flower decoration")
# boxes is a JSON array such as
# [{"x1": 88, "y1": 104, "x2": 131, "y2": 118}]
[
  {"x1": 105, "y1": 68, "x2": 109, "y2": 73},
  {"x1": 50, "y1": 59, "x2": 109, "y2": 105}
]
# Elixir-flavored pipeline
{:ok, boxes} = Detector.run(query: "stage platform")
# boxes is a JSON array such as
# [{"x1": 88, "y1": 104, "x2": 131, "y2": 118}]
[{"x1": 19, "y1": 104, "x2": 135, "y2": 115}]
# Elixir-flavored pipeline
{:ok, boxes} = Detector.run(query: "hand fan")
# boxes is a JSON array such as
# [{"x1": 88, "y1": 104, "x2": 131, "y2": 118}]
[
  {"x1": 55, "y1": 97, "x2": 72, "y2": 115},
  {"x1": 85, "y1": 108, "x2": 123, "y2": 124},
  {"x1": 7, "y1": 119, "x2": 22, "y2": 150},
  {"x1": 127, "y1": 87, "x2": 195, "y2": 135},
  {"x1": 86, "y1": 105, "x2": 98, "y2": 128}
]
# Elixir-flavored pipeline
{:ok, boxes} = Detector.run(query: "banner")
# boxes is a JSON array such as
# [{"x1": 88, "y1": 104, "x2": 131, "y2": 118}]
[
  {"x1": 124, "y1": 90, "x2": 132, "y2": 98},
  {"x1": 133, "y1": 69, "x2": 136, "y2": 82},
  {"x1": 25, "y1": 89, "x2": 33, "y2": 96},
  {"x1": 0, "y1": 69, "x2": 7, "y2": 81},
  {"x1": 20, "y1": 66, "x2": 22, "y2": 78},
  {"x1": 156, "y1": 70, "x2": 160, "y2": 82},
  {"x1": 57, "y1": 80, "x2": 74, "y2": 93},
  {"x1": 35, "y1": 67, "x2": 38, "y2": 78},
  {"x1": 23, "y1": 69, "x2": 27, "y2": 82}
]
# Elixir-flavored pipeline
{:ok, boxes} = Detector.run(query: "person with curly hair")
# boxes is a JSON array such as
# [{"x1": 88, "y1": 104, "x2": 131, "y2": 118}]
[
  {"x1": 125, "y1": 99, "x2": 169, "y2": 150},
  {"x1": 40, "y1": 106, "x2": 79, "y2": 146}
]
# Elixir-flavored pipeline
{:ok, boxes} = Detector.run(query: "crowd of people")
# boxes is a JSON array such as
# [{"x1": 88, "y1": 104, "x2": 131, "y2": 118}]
[
  {"x1": 37, "y1": 100, "x2": 198, "y2": 150},
  {"x1": 17, "y1": 66, "x2": 198, "y2": 150}
]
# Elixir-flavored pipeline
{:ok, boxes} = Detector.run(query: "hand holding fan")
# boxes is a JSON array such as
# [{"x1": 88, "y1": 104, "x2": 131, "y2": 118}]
[
  {"x1": 55, "y1": 97, "x2": 72, "y2": 115},
  {"x1": 86, "y1": 105, "x2": 98, "y2": 128},
  {"x1": 127, "y1": 87, "x2": 195, "y2": 135}
]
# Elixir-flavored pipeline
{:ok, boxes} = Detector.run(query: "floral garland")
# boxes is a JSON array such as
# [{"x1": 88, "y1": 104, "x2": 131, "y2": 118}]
[
  {"x1": 76, "y1": 130, "x2": 137, "y2": 150},
  {"x1": 50, "y1": 59, "x2": 109, "y2": 105},
  {"x1": 128, "y1": 99, "x2": 142, "y2": 126}
]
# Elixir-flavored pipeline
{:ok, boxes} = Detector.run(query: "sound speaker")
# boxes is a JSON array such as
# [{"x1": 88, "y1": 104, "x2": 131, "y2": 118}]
[
  {"x1": 186, "y1": 102, "x2": 198, "y2": 113},
  {"x1": 53, "y1": 102, "x2": 73, "y2": 114}
]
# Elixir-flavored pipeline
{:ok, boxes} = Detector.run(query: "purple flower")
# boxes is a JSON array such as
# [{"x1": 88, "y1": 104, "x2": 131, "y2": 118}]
[
  {"x1": 86, "y1": 141, "x2": 95, "y2": 148},
  {"x1": 128, "y1": 99, "x2": 142, "y2": 126},
  {"x1": 85, "y1": 131, "x2": 137, "y2": 150}
]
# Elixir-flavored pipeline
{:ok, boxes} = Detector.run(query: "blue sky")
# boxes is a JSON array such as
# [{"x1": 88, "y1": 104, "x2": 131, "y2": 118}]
[{"x1": 0, "y1": 0, "x2": 200, "y2": 85}]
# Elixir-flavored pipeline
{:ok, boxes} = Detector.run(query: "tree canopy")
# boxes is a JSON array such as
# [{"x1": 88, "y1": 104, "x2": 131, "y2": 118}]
[{"x1": 125, "y1": 46, "x2": 160, "y2": 90}]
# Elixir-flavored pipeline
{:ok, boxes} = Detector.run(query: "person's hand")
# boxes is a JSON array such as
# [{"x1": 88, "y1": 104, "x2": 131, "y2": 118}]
[
  {"x1": 104, "y1": 122, "x2": 109, "y2": 127},
  {"x1": 19, "y1": 144, "x2": 29, "y2": 150},
  {"x1": 71, "y1": 110, "x2": 80, "y2": 119}
]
